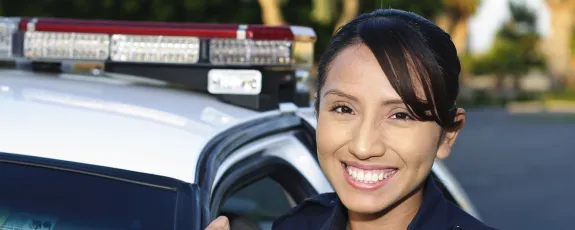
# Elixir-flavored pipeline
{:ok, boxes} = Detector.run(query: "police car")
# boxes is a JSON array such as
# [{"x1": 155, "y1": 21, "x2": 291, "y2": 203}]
[{"x1": 0, "y1": 17, "x2": 480, "y2": 230}]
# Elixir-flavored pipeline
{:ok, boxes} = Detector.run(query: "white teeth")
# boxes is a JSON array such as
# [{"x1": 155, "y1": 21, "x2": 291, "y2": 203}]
[{"x1": 346, "y1": 165, "x2": 396, "y2": 183}]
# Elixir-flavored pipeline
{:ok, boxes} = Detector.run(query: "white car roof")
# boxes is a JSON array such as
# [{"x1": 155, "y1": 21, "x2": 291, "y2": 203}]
[{"x1": 0, "y1": 69, "x2": 263, "y2": 183}]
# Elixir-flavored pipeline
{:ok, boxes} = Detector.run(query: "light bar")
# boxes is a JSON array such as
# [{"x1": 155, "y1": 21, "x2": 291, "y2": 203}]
[
  {"x1": 0, "y1": 18, "x2": 20, "y2": 59},
  {"x1": 110, "y1": 34, "x2": 200, "y2": 64},
  {"x1": 0, "y1": 17, "x2": 317, "y2": 69}
]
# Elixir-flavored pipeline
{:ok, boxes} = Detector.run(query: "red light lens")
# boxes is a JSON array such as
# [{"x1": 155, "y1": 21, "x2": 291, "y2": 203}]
[
  {"x1": 246, "y1": 25, "x2": 294, "y2": 40},
  {"x1": 21, "y1": 18, "x2": 239, "y2": 38}
]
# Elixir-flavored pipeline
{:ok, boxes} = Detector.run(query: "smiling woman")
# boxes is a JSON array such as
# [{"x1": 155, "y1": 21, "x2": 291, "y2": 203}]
[
  {"x1": 312, "y1": 13, "x2": 464, "y2": 230},
  {"x1": 293, "y1": 9, "x2": 494, "y2": 230},
  {"x1": 206, "y1": 8, "x2": 497, "y2": 230}
]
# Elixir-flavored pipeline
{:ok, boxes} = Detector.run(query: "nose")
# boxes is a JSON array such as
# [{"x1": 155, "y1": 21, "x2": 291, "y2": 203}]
[{"x1": 348, "y1": 117, "x2": 386, "y2": 160}]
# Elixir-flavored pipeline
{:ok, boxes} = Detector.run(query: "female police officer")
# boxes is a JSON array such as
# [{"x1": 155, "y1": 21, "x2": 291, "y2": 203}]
[{"x1": 206, "y1": 8, "x2": 497, "y2": 230}]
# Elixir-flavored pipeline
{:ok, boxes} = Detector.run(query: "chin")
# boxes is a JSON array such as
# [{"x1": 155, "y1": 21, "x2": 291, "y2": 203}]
[{"x1": 340, "y1": 192, "x2": 394, "y2": 214}]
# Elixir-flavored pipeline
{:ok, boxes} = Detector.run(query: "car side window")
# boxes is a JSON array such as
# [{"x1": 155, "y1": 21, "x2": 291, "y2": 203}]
[
  {"x1": 0, "y1": 161, "x2": 179, "y2": 230},
  {"x1": 219, "y1": 177, "x2": 293, "y2": 230}
]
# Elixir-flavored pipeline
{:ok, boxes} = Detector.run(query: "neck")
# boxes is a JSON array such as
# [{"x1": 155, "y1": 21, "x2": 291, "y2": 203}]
[{"x1": 347, "y1": 186, "x2": 424, "y2": 230}]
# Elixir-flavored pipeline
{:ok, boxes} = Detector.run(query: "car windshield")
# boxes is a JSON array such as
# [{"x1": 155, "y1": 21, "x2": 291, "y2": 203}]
[{"x1": 0, "y1": 161, "x2": 178, "y2": 230}]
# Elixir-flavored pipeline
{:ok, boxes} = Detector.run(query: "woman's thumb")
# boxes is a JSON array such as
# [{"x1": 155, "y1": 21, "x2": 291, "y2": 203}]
[{"x1": 205, "y1": 216, "x2": 230, "y2": 230}]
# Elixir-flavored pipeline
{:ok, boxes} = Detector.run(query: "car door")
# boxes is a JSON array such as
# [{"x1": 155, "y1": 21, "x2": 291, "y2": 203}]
[{"x1": 194, "y1": 107, "x2": 332, "y2": 229}]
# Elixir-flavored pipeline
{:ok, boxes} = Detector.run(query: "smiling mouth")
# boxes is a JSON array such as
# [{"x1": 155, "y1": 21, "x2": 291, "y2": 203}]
[{"x1": 342, "y1": 163, "x2": 398, "y2": 190}]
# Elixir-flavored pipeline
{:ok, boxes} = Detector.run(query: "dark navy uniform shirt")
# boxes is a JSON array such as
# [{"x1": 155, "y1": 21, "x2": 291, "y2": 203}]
[{"x1": 272, "y1": 176, "x2": 498, "y2": 230}]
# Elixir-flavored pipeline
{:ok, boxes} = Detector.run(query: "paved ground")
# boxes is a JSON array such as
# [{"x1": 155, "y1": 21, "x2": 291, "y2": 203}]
[{"x1": 443, "y1": 109, "x2": 575, "y2": 230}]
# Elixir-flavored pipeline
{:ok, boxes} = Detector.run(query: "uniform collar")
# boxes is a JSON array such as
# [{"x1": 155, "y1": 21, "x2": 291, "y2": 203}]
[{"x1": 320, "y1": 176, "x2": 449, "y2": 230}]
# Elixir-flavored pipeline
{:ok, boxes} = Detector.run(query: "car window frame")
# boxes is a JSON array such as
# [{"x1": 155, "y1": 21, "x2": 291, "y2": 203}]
[
  {"x1": 209, "y1": 154, "x2": 314, "y2": 219},
  {"x1": 195, "y1": 111, "x2": 330, "y2": 229},
  {"x1": 0, "y1": 151, "x2": 201, "y2": 230}
]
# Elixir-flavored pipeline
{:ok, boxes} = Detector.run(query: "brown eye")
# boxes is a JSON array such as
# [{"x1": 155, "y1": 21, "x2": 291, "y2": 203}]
[
  {"x1": 390, "y1": 112, "x2": 413, "y2": 120},
  {"x1": 331, "y1": 105, "x2": 354, "y2": 114}
]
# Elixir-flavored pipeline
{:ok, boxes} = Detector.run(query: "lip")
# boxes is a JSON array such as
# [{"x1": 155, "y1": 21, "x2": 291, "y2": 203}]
[
  {"x1": 341, "y1": 162, "x2": 398, "y2": 191},
  {"x1": 342, "y1": 161, "x2": 398, "y2": 170}
]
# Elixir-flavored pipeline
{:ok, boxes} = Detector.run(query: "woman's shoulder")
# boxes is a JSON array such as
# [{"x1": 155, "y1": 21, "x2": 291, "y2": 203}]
[
  {"x1": 414, "y1": 177, "x2": 499, "y2": 230},
  {"x1": 439, "y1": 201, "x2": 499, "y2": 230},
  {"x1": 271, "y1": 190, "x2": 499, "y2": 230},
  {"x1": 271, "y1": 192, "x2": 340, "y2": 230}
]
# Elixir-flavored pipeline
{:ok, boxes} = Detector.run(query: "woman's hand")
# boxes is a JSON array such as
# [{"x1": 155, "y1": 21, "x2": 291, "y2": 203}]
[{"x1": 205, "y1": 216, "x2": 230, "y2": 230}]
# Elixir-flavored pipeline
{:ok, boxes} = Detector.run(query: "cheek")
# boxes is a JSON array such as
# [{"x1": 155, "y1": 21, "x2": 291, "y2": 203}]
[
  {"x1": 316, "y1": 113, "x2": 352, "y2": 159},
  {"x1": 386, "y1": 125, "x2": 441, "y2": 166}
]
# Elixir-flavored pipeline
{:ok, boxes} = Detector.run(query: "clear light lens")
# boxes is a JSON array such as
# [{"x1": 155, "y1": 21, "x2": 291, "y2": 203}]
[
  {"x1": 0, "y1": 18, "x2": 19, "y2": 59},
  {"x1": 207, "y1": 69, "x2": 262, "y2": 95},
  {"x1": 24, "y1": 31, "x2": 110, "y2": 60},
  {"x1": 292, "y1": 40, "x2": 314, "y2": 69},
  {"x1": 111, "y1": 34, "x2": 200, "y2": 64},
  {"x1": 209, "y1": 39, "x2": 292, "y2": 66}
]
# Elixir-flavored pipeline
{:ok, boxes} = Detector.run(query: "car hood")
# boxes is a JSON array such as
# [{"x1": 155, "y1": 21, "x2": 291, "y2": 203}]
[{"x1": 0, "y1": 69, "x2": 260, "y2": 183}]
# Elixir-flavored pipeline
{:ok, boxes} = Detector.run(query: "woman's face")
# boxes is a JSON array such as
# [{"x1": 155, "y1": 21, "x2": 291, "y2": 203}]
[{"x1": 316, "y1": 44, "x2": 464, "y2": 214}]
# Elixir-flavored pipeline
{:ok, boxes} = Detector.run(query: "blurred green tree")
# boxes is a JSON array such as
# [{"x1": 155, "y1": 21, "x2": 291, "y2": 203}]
[
  {"x1": 467, "y1": 2, "x2": 545, "y2": 95},
  {"x1": 0, "y1": 0, "x2": 263, "y2": 23}
]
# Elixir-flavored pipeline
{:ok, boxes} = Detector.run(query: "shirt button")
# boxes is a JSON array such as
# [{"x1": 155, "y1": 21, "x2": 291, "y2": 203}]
[{"x1": 451, "y1": 226, "x2": 463, "y2": 230}]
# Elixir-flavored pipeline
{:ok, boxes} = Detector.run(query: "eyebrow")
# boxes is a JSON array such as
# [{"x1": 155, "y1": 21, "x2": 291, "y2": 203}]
[
  {"x1": 323, "y1": 89, "x2": 358, "y2": 102},
  {"x1": 322, "y1": 89, "x2": 405, "y2": 106}
]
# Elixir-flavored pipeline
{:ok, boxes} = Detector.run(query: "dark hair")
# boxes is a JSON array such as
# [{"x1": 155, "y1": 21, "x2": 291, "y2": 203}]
[{"x1": 315, "y1": 9, "x2": 461, "y2": 129}]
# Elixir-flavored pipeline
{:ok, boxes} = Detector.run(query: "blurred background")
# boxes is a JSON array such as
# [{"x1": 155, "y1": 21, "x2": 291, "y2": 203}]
[{"x1": 2, "y1": 0, "x2": 573, "y2": 229}]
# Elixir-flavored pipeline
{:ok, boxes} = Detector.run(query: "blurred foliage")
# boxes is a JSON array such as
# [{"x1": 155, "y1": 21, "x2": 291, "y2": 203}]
[
  {"x1": 466, "y1": 2, "x2": 545, "y2": 85},
  {"x1": 0, "y1": 0, "x2": 262, "y2": 23},
  {"x1": 372, "y1": 0, "x2": 443, "y2": 18},
  {"x1": 515, "y1": 91, "x2": 543, "y2": 102},
  {"x1": 458, "y1": 2, "x2": 555, "y2": 106},
  {"x1": 544, "y1": 88, "x2": 575, "y2": 100},
  {"x1": 442, "y1": 0, "x2": 479, "y2": 17}
]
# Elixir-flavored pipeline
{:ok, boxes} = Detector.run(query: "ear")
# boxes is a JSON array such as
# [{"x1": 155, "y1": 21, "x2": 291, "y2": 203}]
[
  {"x1": 314, "y1": 93, "x2": 318, "y2": 101},
  {"x1": 436, "y1": 108, "x2": 466, "y2": 160}
]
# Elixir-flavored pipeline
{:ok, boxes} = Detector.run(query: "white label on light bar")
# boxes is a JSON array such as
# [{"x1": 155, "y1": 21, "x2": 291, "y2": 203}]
[{"x1": 207, "y1": 69, "x2": 262, "y2": 95}]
